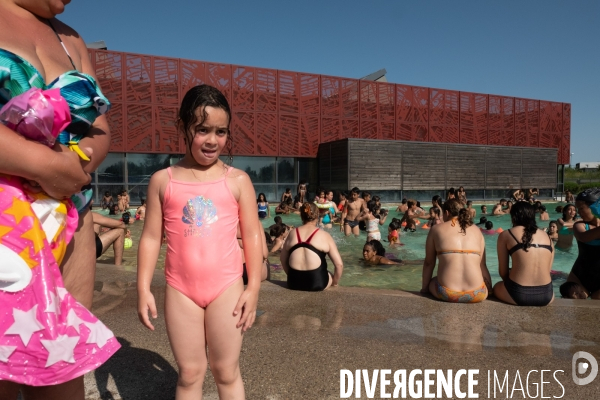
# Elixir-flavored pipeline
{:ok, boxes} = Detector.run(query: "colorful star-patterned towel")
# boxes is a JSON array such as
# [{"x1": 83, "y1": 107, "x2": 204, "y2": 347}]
[{"x1": 0, "y1": 176, "x2": 120, "y2": 386}]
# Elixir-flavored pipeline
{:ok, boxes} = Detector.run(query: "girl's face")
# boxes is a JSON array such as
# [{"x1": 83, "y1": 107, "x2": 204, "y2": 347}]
[
  {"x1": 259, "y1": 194, "x2": 265, "y2": 202},
  {"x1": 327, "y1": 192, "x2": 334, "y2": 201},
  {"x1": 187, "y1": 106, "x2": 229, "y2": 166},
  {"x1": 565, "y1": 205, "x2": 576, "y2": 220},
  {"x1": 576, "y1": 201, "x2": 593, "y2": 220},
  {"x1": 362, "y1": 245, "x2": 376, "y2": 260},
  {"x1": 548, "y1": 223, "x2": 558, "y2": 233}
]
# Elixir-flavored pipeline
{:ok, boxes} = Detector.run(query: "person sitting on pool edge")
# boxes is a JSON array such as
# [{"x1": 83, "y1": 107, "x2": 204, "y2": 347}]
[
  {"x1": 421, "y1": 199, "x2": 492, "y2": 303},
  {"x1": 281, "y1": 202, "x2": 344, "y2": 291},
  {"x1": 92, "y1": 211, "x2": 127, "y2": 266},
  {"x1": 559, "y1": 188, "x2": 600, "y2": 300},
  {"x1": 493, "y1": 202, "x2": 554, "y2": 306}
]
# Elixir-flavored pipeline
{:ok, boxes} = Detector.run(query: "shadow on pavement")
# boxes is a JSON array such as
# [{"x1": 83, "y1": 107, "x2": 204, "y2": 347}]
[{"x1": 94, "y1": 337, "x2": 177, "y2": 400}]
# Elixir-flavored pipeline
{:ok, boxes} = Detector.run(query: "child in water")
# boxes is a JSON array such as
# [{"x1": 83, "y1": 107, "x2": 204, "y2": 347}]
[
  {"x1": 387, "y1": 220, "x2": 401, "y2": 246},
  {"x1": 547, "y1": 221, "x2": 559, "y2": 243},
  {"x1": 137, "y1": 85, "x2": 263, "y2": 398},
  {"x1": 426, "y1": 207, "x2": 442, "y2": 228},
  {"x1": 363, "y1": 240, "x2": 401, "y2": 265}
]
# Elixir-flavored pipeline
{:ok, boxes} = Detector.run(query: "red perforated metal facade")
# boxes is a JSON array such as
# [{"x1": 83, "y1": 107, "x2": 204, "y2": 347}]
[{"x1": 90, "y1": 49, "x2": 570, "y2": 163}]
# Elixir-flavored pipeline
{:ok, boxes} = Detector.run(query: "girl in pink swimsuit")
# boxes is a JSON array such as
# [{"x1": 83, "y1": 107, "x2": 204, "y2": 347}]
[{"x1": 136, "y1": 85, "x2": 263, "y2": 399}]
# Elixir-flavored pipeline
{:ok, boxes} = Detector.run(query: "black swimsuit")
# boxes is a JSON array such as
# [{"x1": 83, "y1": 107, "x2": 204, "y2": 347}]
[
  {"x1": 287, "y1": 228, "x2": 331, "y2": 291},
  {"x1": 570, "y1": 222, "x2": 600, "y2": 294},
  {"x1": 504, "y1": 229, "x2": 554, "y2": 306}
]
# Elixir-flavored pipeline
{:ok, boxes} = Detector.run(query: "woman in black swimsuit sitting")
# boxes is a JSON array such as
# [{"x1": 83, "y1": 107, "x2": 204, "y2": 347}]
[
  {"x1": 493, "y1": 202, "x2": 555, "y2": 306},
  {"x1": 280, "y1": 202, "x2": 344, "y2": 291}
]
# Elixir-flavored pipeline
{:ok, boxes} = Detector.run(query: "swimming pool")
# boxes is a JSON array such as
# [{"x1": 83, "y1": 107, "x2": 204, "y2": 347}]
[{"x1": 96, "y1": 203, "x2": 576, "y2": 297}]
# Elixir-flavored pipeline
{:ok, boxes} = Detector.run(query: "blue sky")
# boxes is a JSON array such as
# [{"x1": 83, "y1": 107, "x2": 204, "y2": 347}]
[{"x1": 61, "y1": 0, "x2": 599, "y2": 165}]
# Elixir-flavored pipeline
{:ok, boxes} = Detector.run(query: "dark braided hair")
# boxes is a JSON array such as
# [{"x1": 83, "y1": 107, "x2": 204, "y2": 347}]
[
  {"x1": 442, "y1": 199, "x2": 472, "y2": 234},
  {"x1": 510, "y1": 202, "x2": 538, "y2": 251},
  {"x1": 178, "y1": 85, "x2": 233, "y2": 163}
]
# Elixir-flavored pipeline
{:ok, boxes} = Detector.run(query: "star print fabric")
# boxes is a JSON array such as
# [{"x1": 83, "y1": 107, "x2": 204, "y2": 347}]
[{"x1": 0, "y1": 176, "x2": 120, "y2": 386}]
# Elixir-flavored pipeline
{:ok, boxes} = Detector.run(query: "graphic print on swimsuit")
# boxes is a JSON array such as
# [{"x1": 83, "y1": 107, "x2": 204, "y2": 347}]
[{"x1": 182, "y1": 195, "x2": 218, "y2": 238}]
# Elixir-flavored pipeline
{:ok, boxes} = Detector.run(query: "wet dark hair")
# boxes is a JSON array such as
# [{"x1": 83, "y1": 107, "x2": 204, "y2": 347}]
[
  {"x1": 401, "y1": 198, "x2": 408, "y2": 204},
  {"x1": 274, "y1": 216, "x2": 282, "y2": 225},
  {"x1": 431, "y1": 195, "x2": 441, "y2": 206},
  {"x1": 560, "y1": 281, "x2": 585, "y2": 299},
  {"x1": 448, "y1": 188, "x2": 455, "y2": 194},
  {"x1": 485, "y1": 221, "x2": 493, "y2": 230},
  {"x1": 510, "y1": 202, "x2": 538, "y2": 251},
  {"x1": 576, "y1": 188, "x2": 600, "y2": 205},
  {"x1": 430, "y1": 207, "x2": 441, "y2": 217},
  {"x1": 366, "y1": 200, "x2": 378, "y2": 214},
  {"x1": 178, "y1": 85, "x2": 232, "y2": 162},
  {"x1": 407, "y1": 199, "x2": 416, "y2": 208},
  {"x1": 285, "y1": 188, "x2": 291, "y2": 193},
  {"x1": 389, "y1": 220, "x2": 400, "y2": 231},
  {"x1": 442, "y1": 199, "x2": 472, "y2": 234},
  {"x1": 562, "y1": 204, "x2": 576, "y2": 221},
  {"x1": 481, "y1": 205, "x2": 487, "y2": 211},
  {"x1": 300, "y1": 202, "x2": 319, "y2": 223},
  {"x1": 373, "y1": 195, "x2": 380, "y2": 202},
  {"x1": 416, "y1": 201, "x2": 421, "y2": 208},
  {"x1": 540, "y1": 205, "x2": 547, "y2": 212},
  {"x1": 368, "y1": 240, "x2": 386, "y2": 256},
  {"x1": 351, "y1": 187, "x2": 361, "y2": 195},
  {"x1": 122, "y1": 212, "x2": 130, "y2": 224},
  {"x1": 339, "y1": 191, "x2": 347, "y2": 199},
  {"x1": 257, "y1": 193, "x2": 267, "y2": 202},
  {"x1": 270, "y1": 224, "x2": 287, "y2": 238},
  {"x1": 362, "y1": 191, "x2": 371, "y2": 199},
  {"x1": 285, "y1": 197, "x2": 293, "y2": 206},
  {"x1": 467, "y1": 200, "x2": 473, "y2": 206}
]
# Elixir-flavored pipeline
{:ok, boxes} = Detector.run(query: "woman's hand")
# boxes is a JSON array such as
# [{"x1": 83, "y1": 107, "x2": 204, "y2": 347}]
[
  {"x1": 33, "y1": 143, "x2": 92, "y2": 199},
  {"x1": 234, "y1": 287, "x2": 259, "y2": 332},
  {"x1": 137, "y1": 290, "x2": 158, "y2": 331}
]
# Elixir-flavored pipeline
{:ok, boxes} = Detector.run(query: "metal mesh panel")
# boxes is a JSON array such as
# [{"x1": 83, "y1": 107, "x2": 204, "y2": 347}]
[
  {"x1": 256, "y1": 68, "x2": 277, "y2": 112},
  {"x1": 360, "y1": 81, "x2": 378, "y2": 120},
  {"x1": 321, "y1": 76, "x2": 341, "y2": 117},
  {"x1": 153, "y1": 58, "x2": 179, "y2": 105},
  {"x1": 206, "y1": 63, "x2": 231, "y2": 103},
  {"x1": 107, "y1": 102, "x2": 124, "y2": 152},
  {"x1": 561, "y1": 104, "x2": 571, "y2": 164},
  {"x1": 91, "y1": 49, "x2": 568, "y2": 163},
  {"x1": 126, "y1": 55, "x2": 152, "y2": 103},
  {"x1": 231, "y1": 112, "x2": 255, "y2": 155},
  {"x1": 256, "y1": 112, "x2": 278, "y2": 155},
  {"x1": 360, "y1": 120, "x2": 378, "y2": 139},
  {"x1": 341, "y1": 79, "x2": 359, "y2": 119},
  {"x1": 321, "y1": 117, "x2": 341, "y2": 142},
  {"x1": 279, "y1": 71, "x2": 299, "y2": 114},
  {"x1": 154, "y1": 107, "x2": 180, "y2": 153},
  {"x1": 95, "y1": 51, "x2": 123, "y2": 103},
  {"x1": 126, "y1": 104, "x2": 153, "y2": 151},
  {"x1": 232, "y1": 66, "x2": 255, "y2": 111},
  {"x1": 300, "y1": 74, "x2": 319, "y2": 115},
  {"x1": 180, "y1": 59, "x2": 206, "y2": 95}
]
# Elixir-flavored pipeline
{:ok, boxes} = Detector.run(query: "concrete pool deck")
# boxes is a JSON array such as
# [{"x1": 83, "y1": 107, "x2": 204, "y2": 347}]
[{"x1": 85, "y1": 264, "x2": 600, "y2": 399}]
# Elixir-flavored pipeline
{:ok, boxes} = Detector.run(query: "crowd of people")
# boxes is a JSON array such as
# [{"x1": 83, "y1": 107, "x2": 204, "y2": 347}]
[{"x1": 263, "y1": 183, "x2": 600, "y2": 309}]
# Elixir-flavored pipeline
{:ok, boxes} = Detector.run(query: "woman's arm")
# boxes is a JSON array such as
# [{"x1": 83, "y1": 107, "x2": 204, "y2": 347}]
[
  {"x1": 235, "y1": 171, "x2": 262, "y2": 331},
  {"x1": 496, "y1": 232, "x2": 509, "y2": 280},
  {"x1": 573, "y1": 221, "x2": 600, "y2": 243},
  {"x1": 279, "y1": 230, "x2": 293, "y2": 275},
  {"x1": 136, "y1": 170, "x2": 167, "y2": 330},
  {"x1": 270, "y1": 238, "x2": 283, "y2": 253},
  {"x1": 379, "y1": 256, "x2": 399, "y2": 265},
  {"x1": 421, "y1": 229, "x2": 437, "y2": 292},
  {"x1": 480, "y1": 238, "x2": 492, "y2": 292},
  {"x1": 340, "y1": 203, "x2": 348, "y2": 231},
  {"x1": 327, "y1": 235, "x2": 344, "y2": 286},
  {"x1": 267, "y1": 201, "x2": 270, "y2": 217}
]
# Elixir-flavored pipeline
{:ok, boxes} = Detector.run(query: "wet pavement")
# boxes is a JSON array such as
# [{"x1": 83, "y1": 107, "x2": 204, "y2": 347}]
[{"x1": 85, "y1": 264, "x2": 600, "y2": 399}]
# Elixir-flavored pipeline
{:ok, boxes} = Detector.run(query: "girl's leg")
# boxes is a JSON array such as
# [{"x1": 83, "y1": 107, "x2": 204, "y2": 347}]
[
  {"x1": 0, "y1": 381, "x2": 20, "y2": 400},
  {"x1": 492, "y1": 281, "x2": 517, "y2": 305},
  {"x1": 205, "y1": 279, "x2": 245, "y2": 400},
  {"x1": 165, "y1": 285, "x2": 208, "y2": 400}
]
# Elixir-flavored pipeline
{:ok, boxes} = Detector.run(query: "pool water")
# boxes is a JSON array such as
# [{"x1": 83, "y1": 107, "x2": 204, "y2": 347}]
[{"x1": 96, "y1": 204, "x2": 576, "y2": 296}]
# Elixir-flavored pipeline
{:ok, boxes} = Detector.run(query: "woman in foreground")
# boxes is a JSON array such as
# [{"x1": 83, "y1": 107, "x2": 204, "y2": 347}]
[
  {"x1": 493, "y1": 202, "x2": 554, "y2": 306},
  {"x1": 280, "y1": 202, "x2": 344, "y2": 291},
  {"x1": 421, "y1": 199, "x2": 492, "y2": 303}
]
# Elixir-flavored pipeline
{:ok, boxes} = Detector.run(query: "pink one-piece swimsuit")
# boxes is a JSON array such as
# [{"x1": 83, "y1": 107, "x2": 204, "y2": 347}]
[{"x1": 163, "y1": 167, "x2": 242, "y2": 307}]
